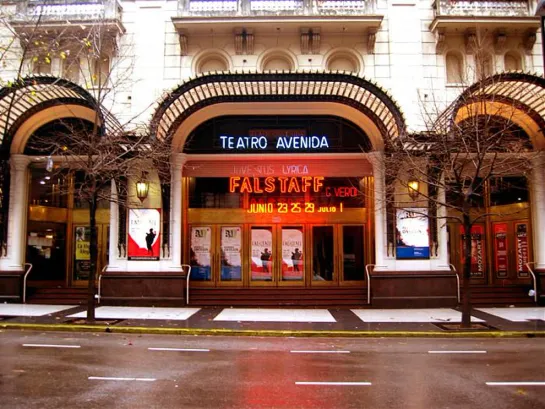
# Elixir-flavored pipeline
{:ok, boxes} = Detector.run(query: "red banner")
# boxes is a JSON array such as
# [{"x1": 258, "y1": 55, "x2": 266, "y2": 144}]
[
  {"x1": 493, "y1": 223, "x2": 508, "y2": 278},
  {"x1": 516, "y1": 222, "x2": 529, "y2": 278},
  {"x1": 460, "y1": 225, "x2": 485, "y2": 278}
]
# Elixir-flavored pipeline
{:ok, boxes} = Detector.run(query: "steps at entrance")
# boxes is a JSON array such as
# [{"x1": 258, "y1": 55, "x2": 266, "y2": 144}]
[
  {"x1": 28, "y1": 287, "x2": 88, "y2": 305},
  {"x1": 188, "y1": 287, "x2": 369, "y2": 307},
  {"x1": 465, "y1": 286, "x2": 536, "y2": 307}
]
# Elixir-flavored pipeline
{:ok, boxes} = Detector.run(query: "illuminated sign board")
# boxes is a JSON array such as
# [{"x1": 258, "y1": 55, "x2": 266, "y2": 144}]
[
  {"x1": 219, "y1": 135, "x2": 330, "y2": 151},
  {"x1": 230, "y1": 176, "x2": 324, "y2": 194},
  {"x1": 228, "y1": 176, "x2": 358, "y2": 214}
]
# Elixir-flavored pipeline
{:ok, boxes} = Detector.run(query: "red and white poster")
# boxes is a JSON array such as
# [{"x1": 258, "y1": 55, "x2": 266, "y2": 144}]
[
  {"x1": 128, "y1": 209, "x2": 161, "y2": 260},
  {"x1": 281, "y1": 228, "x2": 304, "y2": 281},
  {"x1": 516, "y1": 222, "x2": 529, "y2": 278},
  {"x1": 460, "y1": 225, "x2": 485, "y2": 278},
  {"x1": 493, "y1": 223, "x2": 508, "y2": 279},
  {"x1": 251, "y1": 228, "x2": 273, "y2": 281}
]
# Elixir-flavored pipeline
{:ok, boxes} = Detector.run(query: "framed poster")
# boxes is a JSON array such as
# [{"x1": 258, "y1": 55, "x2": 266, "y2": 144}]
[
  {"x1": 460, "y1": 224, "x2": 485, "y2": 278},
  {"x1": 395, "y1": 208, "x2": 430, "y2": 259},
  {"x1": 251, "y1": 227, "x2": 273, "y2": 281},
  {"x1": 493, "y1": 223, "x2": 508, "y2": 279},
  {"x1": 127, "y1": 209, "x2": 161, "y2": 260},
  {"x1": 220, "y1": 226, "x2": 242, "y2": 281},
  {"x1": 281, "y1": 227, "x2": 304, "y2": 281},
  {"x1": 73, "y1": 226, "x2": 91, "y2": 280},
  {"x1": 190, "y1": 227, "x2": 212, "y2": 280},
  {"x1": 515, "y1": 222, "x2": 530, "y2": 278}
]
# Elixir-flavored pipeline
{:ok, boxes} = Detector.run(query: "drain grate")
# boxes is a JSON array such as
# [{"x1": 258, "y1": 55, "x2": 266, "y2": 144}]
[
  {"x1": 64, "y1": 318, "x2": 125, "y2": 325},
  {"x1": 433, "y1": 322, "x2": 497, "y2": 331}
]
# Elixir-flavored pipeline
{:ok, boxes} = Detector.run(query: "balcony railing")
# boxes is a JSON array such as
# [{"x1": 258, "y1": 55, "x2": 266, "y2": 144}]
[
  {"x1": 179, "y1": 0, "x2": 377, "y2": 16},
  {"x1": 433, "y1": 0, "x2": 532, "y2": 17},
  {"x1": 15, "y1": 0, "x2": 123, "y2": 21}
]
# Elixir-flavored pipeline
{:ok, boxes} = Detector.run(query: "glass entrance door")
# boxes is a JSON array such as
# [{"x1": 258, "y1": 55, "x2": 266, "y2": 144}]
[{"x1": 311, "y1": 224, "x2": 366, "y2": 285}]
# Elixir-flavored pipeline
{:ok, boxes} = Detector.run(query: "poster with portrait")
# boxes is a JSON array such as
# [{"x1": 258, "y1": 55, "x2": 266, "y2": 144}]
[
  {"x1": 251, "y1": 228, "x2": 273, "y2": 281},
  {"x1": 128, "y1": 209, "x2": 161, "y2": 260},
  {"x1": 220, "y1": 226, "x2": 242, "y2": 281},
  {"x1": 281, "y1": 228, "x2": 304, "y2": 281},
  {"x1": 190, "y1": 227, "x2": 212, "y2": 280},
  {"x1": 460, "y1": 224, "x2": 485, "y2": 278},
  {"x1": 73, "y1": 226, "x2": 91, "y2": 280},
  {"x1": 395, "y1": 208, "x2": 430, "y2": 259}
]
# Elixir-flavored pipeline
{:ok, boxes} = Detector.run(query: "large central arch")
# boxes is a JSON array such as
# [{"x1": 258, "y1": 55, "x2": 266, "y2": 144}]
[{"x1": 150, "y1": 71, "x2": 407, "y2": 151}]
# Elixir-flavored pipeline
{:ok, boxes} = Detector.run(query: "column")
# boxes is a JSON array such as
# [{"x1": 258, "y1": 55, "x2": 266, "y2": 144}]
[
  {"x1": 108, "y1": 179, "x2": 119, "y2": 268},
  {"x1": 531, "y1": 156, "x2": 545, "y2": 269},
  {"x1": 170, "y1": 153, "x2": 187, "y2": 268},
  {"x1": 1, "y1": 155, "x2": 32, "y2": 270},
  {"x1": 369, "y1": 152, "x2": 389, "y2": 269},
  {"x1": 436, "y1": 178, "x2": 450, "y2": 267}
]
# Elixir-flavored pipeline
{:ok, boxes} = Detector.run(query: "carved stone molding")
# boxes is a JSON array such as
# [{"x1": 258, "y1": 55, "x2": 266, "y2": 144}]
[
  {"x1": 367, "y1": 28, "x2": 377, "y2": 54},
  {"x1": 523, "y1": 29, "x2": 537, "y2": 54},
  {"x1": 300, "y1": 28, "x2": 320, "y2": 55},
  {"x1": 234, "y1": 29, "x2": 254, "y2": 55},
  {"x1": 179, "y1": 34, "x2": 188, "y2": 56},
  {"x1": 435, "y1": 30, "x2": 446, "y2": 54},
  {"x1": 494, "y1": 30, "x2": 507, "y2": 54},
  {"x1": 464, "y1": 29, "x2": 477, "y2": 54}
]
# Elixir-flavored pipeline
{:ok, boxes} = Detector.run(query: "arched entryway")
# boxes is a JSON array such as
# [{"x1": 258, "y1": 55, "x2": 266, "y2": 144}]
[
  {"x1": 0, "y1": 75, "x2": 117, "y2": 300},
  {"x1": 148, "y1": 71, "x2": 406, "y2": 305}
]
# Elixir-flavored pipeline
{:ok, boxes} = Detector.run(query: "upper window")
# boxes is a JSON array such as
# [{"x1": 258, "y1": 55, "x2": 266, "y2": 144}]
[
  {"x1": 445, "y1": 51, "x2": 463, "y2": 84},
  {"x1": 504, "y1": 51, "x2": 522, "y2": 71},
  {"x1": 326, "y1": 53, "x2": 359, "y2": 73},
  {"x1": 32, "y1": 55, "x2": 52, "y2": 74}
]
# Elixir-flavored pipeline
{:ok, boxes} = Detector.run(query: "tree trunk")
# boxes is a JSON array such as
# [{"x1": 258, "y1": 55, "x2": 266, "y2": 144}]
[
  {"x1": 86, "y1": 195, "x2": 98, "y2": 322},
  {"x1": 461, "y1": 213, "x2": 473, "y2": 328}
]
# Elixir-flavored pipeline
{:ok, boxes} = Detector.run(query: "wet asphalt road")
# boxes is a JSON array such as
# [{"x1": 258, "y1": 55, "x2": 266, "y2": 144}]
[{"x1": 0, "y1": 331, "x2": 544, "y2": 409}]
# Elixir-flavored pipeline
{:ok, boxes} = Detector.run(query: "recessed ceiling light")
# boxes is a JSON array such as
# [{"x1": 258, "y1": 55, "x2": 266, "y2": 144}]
[{"x1": 39, "y1": 181, "x2": 46, "y2": 185}]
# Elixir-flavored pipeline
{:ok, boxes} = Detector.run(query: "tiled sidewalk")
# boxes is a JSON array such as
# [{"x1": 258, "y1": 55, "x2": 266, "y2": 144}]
[{"x1": 1, "y1": 304, "x2": 544, "y2": 334}]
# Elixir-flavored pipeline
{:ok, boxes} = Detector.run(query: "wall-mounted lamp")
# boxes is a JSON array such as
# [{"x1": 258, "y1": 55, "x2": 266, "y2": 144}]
[
  {"x1": 407, "y1": 179, "x2": 420, "y2": 200},
  {"x1": 135, "y1": 172, "x2": 149, "y2": 203}
]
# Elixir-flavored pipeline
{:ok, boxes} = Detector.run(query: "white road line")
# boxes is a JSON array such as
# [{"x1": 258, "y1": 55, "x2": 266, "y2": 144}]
[
  {"x1": 290, "y1": 350, "x2": 350, "y2": 354},
  {"x1": 88, "y1": 377, "x2": 156, "y2": 382},
  {"x1": 428, "y1": 350, "x2": 487, "y2": 354},
  {"x1": 23, "y1": 344, "x2": 81, "y2": 349},
  {"x1": 296, "y1": 382, "x2": 372, "y2": 386},
  {"x1": 486, "y1": 382, "x2": 545, "y2": 386},
  {"x1": 148, "y1": 347, "x2": 210, "y2": 352}
]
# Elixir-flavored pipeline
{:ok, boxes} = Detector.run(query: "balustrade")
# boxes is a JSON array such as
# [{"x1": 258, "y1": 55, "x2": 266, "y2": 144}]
[
  {"x1": 15, "y1": 0, "x2": 122, "y2": 21},
  {"x1": 434, "y1": 0, "x2": 531, "y2": 17}
]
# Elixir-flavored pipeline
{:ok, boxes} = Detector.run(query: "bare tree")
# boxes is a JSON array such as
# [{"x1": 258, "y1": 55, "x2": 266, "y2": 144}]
[
  {"x1": 1, "y1": 3, "x2": 168, "y2": 322},
  {"x1": 382, "y1": 71, "x2": 542, "y2": 327}
]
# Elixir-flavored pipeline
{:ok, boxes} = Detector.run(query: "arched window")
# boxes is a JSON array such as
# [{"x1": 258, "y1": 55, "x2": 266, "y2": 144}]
[
  {"x1": 445, "y1": 51, "x2": 463, "y2": 84},
  {"x1": 504, "y1": 51, "x2": 522, "y2": 71},
  {"x1": 262, "y1": 56, "x2": 292, "y2": 71},
  {"x1": 198, "y1": 56, "x2": 228, "y2": 74},
  {"x1": 326, "y1": 53, "x2": 360, "y2": 73}
]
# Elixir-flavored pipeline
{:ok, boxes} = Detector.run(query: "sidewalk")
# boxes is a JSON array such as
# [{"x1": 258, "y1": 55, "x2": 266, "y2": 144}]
[{"x1": 1, "y1": 304, "x2": 544, "y2": 337}]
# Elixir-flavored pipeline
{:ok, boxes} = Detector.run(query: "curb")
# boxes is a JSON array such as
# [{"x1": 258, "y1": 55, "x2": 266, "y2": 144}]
[{"x1": 2, "y1": 323, "x2": 545, "y2": 338}]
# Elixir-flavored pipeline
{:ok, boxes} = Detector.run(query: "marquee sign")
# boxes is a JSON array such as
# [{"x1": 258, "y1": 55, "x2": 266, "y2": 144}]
[
  {"x1": 219, "y1": 135, "x2": 330, "y2": 151},
  {"x1": 228, "y1": 176, "x2": 359, "y2": 214}
]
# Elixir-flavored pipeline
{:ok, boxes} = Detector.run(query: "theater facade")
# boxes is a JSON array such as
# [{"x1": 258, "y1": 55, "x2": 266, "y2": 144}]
[{"x1": 0, "y1": 0, "x2": 544, "y2": 307}]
